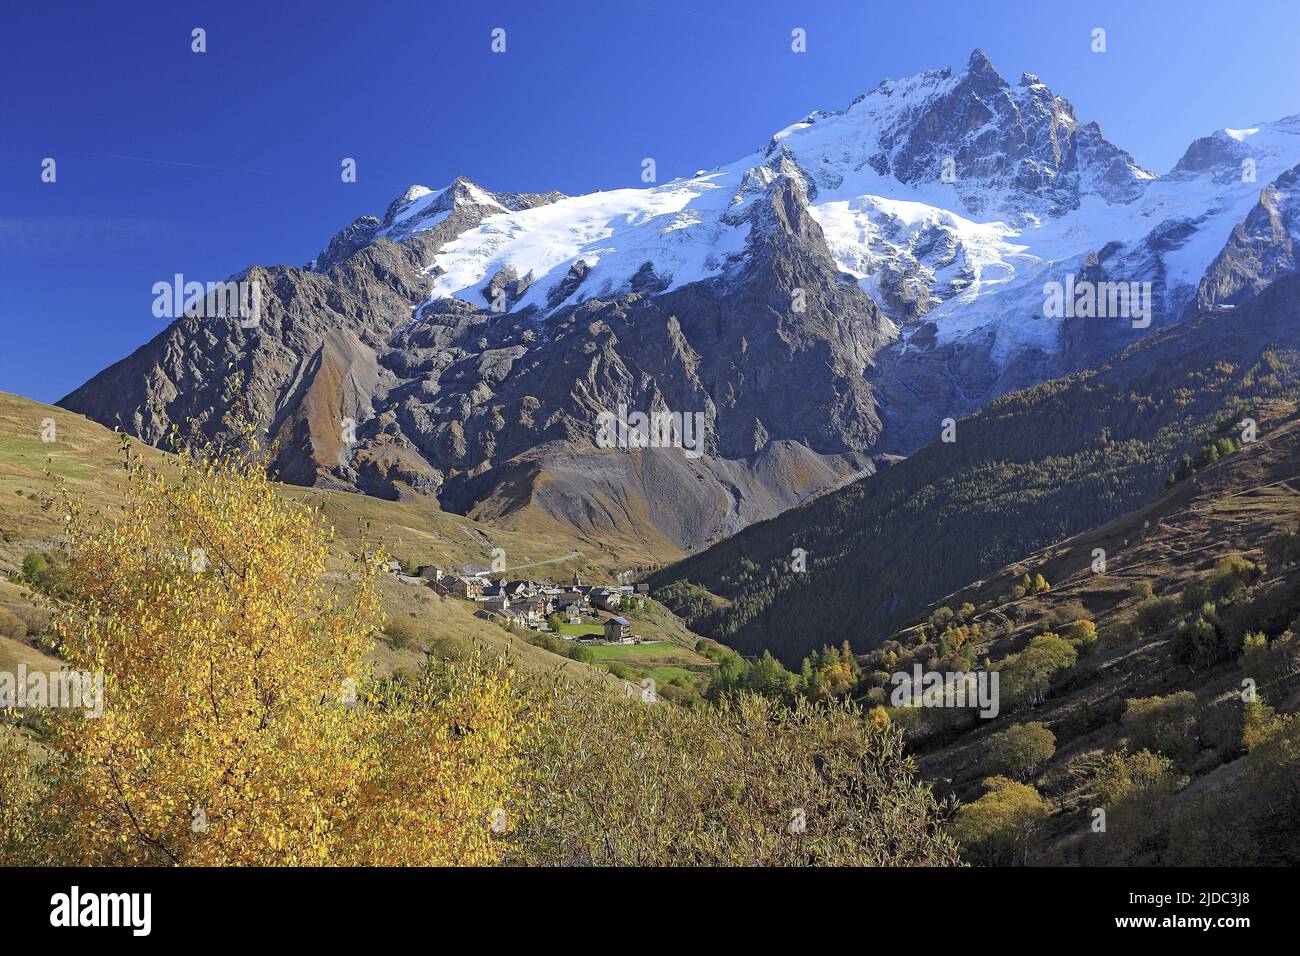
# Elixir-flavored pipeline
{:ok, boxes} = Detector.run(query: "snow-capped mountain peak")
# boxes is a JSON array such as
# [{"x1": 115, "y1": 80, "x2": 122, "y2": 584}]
[
  {"x1": 64, "y1": 52, "x2": 1300, "y2": 554},
  {"x1": 377, "y1": 176, "x2": 537, "y2": 242},
  {"x1": 762, "y1": 47, "x2": 1152, "y2": 221},
  {"x1": 319, "y1": 50, "x2": 1300, "y2": 375}
]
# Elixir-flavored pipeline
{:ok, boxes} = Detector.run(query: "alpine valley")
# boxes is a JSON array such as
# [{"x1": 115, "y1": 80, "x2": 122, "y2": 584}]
[{"x1": 10, "y1": 18, "x2": 1300, "y2": 875}]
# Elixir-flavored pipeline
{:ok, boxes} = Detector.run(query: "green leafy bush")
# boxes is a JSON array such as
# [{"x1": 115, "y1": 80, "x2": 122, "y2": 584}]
[
  {"x1": 984, "y1": 722, "x2": 1056, "y2": 780},
  {"x1": 998, "y1": 635, "x2": 1078, "y2": 709}
]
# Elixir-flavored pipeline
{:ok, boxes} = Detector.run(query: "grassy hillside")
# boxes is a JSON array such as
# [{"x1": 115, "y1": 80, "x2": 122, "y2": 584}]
[
  {"x1": 563, "y1": 599, "x2": 717, "y2": 701},
  {"x1": 870, "y1": 402, "x2": 1300, "y2": 865},
  {"x1": 651, "y1": 275, "x2": 1300, "y2": 665},
  {"x1": 1, "y1": 389, "x2": 667, "y2": 581},
  {"x1": 0, "y1": 391, "x2": 619, "y2": 684}
]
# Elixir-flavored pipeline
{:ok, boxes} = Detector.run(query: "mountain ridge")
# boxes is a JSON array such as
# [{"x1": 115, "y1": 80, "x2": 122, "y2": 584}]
[
  {"x1": 59, "y1": 50, "x2": 1300, "y2": 554},
  {"x1": 649, "y1": 272, "x2": 1300, "y2": 664}
]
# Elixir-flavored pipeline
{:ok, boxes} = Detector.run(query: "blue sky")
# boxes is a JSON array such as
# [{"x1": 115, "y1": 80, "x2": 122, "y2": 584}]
[{"x1": 3, "y1": 0, "x2": 1299, "y2": 404}]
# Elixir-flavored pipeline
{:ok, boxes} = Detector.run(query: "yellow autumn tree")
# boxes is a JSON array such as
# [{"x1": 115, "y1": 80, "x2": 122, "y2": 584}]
[
  {"x1": 31, "y1": 428, "x2": 530, "y2": 866},
  {"x1": 950, "y1": 775, "x2": 1049, "y2": 866},
  {"x1": 0, "y1": 729, "x2": 40, "y2": 861}
]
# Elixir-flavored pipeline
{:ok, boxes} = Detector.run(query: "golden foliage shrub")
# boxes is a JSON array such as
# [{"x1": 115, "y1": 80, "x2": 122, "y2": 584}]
[
  {"x1": 509, "y1": 681, "x2": 960, "y2": 866},
  {"x1": 10, "y1": 432, "x2": 529, "y2": 866},
  {"x1": 3, "y1": 428, "x2": 961, "y2": 868}
]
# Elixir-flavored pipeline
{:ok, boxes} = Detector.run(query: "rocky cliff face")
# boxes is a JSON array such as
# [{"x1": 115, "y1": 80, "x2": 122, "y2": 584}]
[
  {"x1": 1194, "y1": 163, "x2": 1300, "y2": 311},
  {"x1": 62, "y1": 170, "x2": 891, "y2": 553},
  {"x1": 59, "y1": 52, "x2": 1300, "y2": 552},
  {"x1": 836, "y1": 49, "x2": 1150, "y2": 218}
]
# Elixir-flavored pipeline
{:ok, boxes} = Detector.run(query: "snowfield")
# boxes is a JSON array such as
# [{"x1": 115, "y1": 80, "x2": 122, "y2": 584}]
[
  {"x1": 426, "y1": 175, "x2": 753, "y2": 313},
  {"x1": 371, "y1": 57, "x2": 1300, "y2": 372}
]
